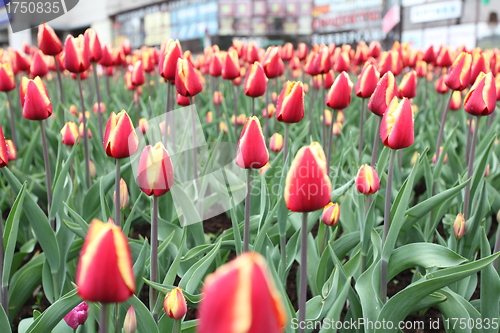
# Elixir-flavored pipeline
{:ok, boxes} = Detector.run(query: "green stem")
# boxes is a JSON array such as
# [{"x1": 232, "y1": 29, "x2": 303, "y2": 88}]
[
  {"x1": 77, "y1": 75, "x2": 91, "y2": 189},
  {"x1": 283, "y1": 123, "x2": 290, "y2": 164},
  {"x1": 434, "y1": 90, "x2": 453, "y2": 162},
  {"x1": 371, "y1": 116, "x2": 381, "y2": 166},
  {"x1": 54, "y1": 56, "x2": 65, "y2": 118},
  {"x1": 115, "y1": 160, "x2": 121, "y2": 227},
  {"x1": 39, "y1": 120, "x2": 53, "y2": 228},
  {"x1": 358, "y1": 99, "x2": 366, "y2": 160},
  {"x1": 326, "y1": 109, "x2": 335, "y2": 174},
  {"x1": 464, "y1": 116, "x2": 480, "y2": 220},
  {"x1": 233, "y1": 85, "x2": 238, "y2": 139},
  {"x1": 298, "y1": 212, "x2": 308, "y2": 333},
  {"x1": 92, "y1": 63, "x2": 104, "y2": 144},
  {"x1": 150, "y1": 196, "x2": 159, "y2": 321},
  {"x1": 465, "y1": 114, "x2": 473, "y2": 166},
  {"x1": 243, "y1": 169, "x2": 252, "y2": 252},
  {"x1": 0, "y1": 217, "x2": 6, "y2": 312},
  {"x1": 251, "y1": 96, "x2": 255, "y2": 117},
  {"x1": 6, "y1": 92, "x2": 17, "y2": 147},
  {"x1": 99, "y1": 303, "x2": 109, "y2": 333}
]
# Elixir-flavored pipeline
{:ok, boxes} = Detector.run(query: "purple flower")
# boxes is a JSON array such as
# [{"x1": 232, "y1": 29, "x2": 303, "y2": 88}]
[{"x1": 63, "y1": 301, "x2": 89, "y2": 329}]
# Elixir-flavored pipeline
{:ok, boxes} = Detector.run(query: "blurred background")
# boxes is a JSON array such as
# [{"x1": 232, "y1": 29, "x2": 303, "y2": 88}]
[{"x1": 0, "y1": 0, "x2": 499, "y2": 51}]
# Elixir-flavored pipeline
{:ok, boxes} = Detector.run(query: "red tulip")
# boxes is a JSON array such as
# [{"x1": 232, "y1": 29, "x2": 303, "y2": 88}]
[
  {"x1": 324, "y1": 70, "x2": 335, "y2": 89},
  {"x1": 245, "y1": 42, "x2": 260, "y2": 64},
  {"x1": 30, "y1": 51, "x2": 49, "y2": 78},
  {"x1": 281, "y1": 42, "x2": 294, "y2": 61},
  {"x1": 209, "y1": 51, "x2": 223, "y2": 77},
  {"x1": 177, "y1": 93, "x2": 191, "y2": 106},
  {"x1": 355, "y1": 165, "x2": 380, "y2": 194},
  {"x1": 496, "y1": 73, "x2": 500, "y2": 101},
  {"x1": 285, "y1": 142, "x2": 332, "y2": 212},
  {"x1": 37, "y1": 23, "x2": 63, "y2": 56},
  {"x1": 83, "y1": 29, "x2": 102, "y2": 63},
  {"x1": 367, "y1": 71, "x2": 397, "y2": 117},
  {"x1": 422, "y1": 45, "x2": 435, "y2": 63},
  {"x1": 368, "y1": 41, "x2": 382, "y2": 58},
  {"x1": 0, "y1": 63, "x2": 15, "y2": 92},
  {"x1": 263, "y1": 47, "x2": 285, "y2": 79},
  {"x1": 99, "y1": 44, "x2": 115, "y2": 67},
  {"x1": 326, "y1": 72, "x2": 353, "y2": 110},
  {"x1": 236, "y1": 116, "x2": 269, "y2": 169},
  {"x1": 398, "y1": 70, "x2": 417, "y2": 99},
  {"x1": 103, "y1": 110, "x2": 139, "y2": 159},
  {"x1": 197, "y1": 252, "x2": 286, "y2": 333},
  {"x1": 262, "y1": 103, "x2": 276, "y2": 118},
  {"x1": 14, "y1": 50, "x2": 31, "y2": 72},
  {"x1": 470, "y1": 52, "x2": 490, "y2": 86},
  {"x1": 355, "y1": 64, "x2": 379, "y2": 98},
  {"x1": 453, "y1": 213, "x2": 466, "y2": 239},
  {"x1": 20, "y1": 77, "x2": 52, "y2": 120},
  {"x1": 270, "y1": 133, "x2": 283, "y2": 152},
  {"x1": 296, "y1": 43, "x2": 308, "y2": 60},
  {"x1": 76, "y1": 218, "x2": 135, "y2": 303},
  {"x1": 136, "y1": 142, "x2": 174, "y2": 197},
  {"x1": 131, "y1": 60, "x2": 145, "y2": 86},
  {"x1": 5, "y1": 139, "x2": 16, "y2": 161},
  {"x1": 63, "y1": 302, "x2": 88, "y2": 330},
  {"x1": 121, "y1": 39, "x2": 132, "y2": 55},
  {"x1": 445, "y1": 52, "x2": 472, "y2": 91},
  {"x1": 415, "y1": 60, "x2": 427, "y2": 78},
  {"x1": 164, "y1": 287, "x2": 187, "y2": 320},
  {"x1": 436, "y1": 47, "x2": 453, "y2": 67},
  {"x1": 464, "y1": 72, "x2": 496, "y2": 116},
  {"x1": 244, "y1": 62, "x2": 268, "y2": 98},
  {"x1": 449, "y1": 90, "x2": 462, "y2": 110},
  {"x1": 64, "y1": 34, "x2": 91, "y2": 73},
  {"x1": 380, "y1": 97, "x2": 414, "y2": 150},
  {"x1": 321, "y1": 202, "x2": 340, "y2": 226},
  {"x1": 175, "y1": 58, "x2": 203, "y2": 97},
  {"x1": 0, "y1": 127, "x2": 8, "y2": 168},
  {"x1": 333, "y1": 49, "x2": 350, "y2": 73},
  {"x1": 61, "y1": 122, "x2": 79, "y2": 146},
  {"x1": 222, "y1": 48, "x2": 240, "y2": 80},
  {"x1": 276, "y1": 81, "x2": 305, "y2": 123},
  {"x1": 378, "y1": 51, "x2": 402, "y2": 76}
]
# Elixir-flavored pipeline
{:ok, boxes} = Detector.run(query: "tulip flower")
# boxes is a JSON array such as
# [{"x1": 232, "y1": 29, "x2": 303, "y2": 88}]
[
  {"x1": 324, "y1": 70, "x2": 335, "y2": 89},
  {"x1": 103, "y1": 110, "x2": 139, "y2": 159},
  {"x1": 123, "y1": 307, "x2": 137, "y2": 333},
  {"x1": 355, "y1": 165, "x2": 380, "y2": 195},
  {"x1": 262, "y1": 47, "x2": 285, "y2": 79},
  {"x1": 432, "y1": 147, "x2": 448, "y2": 164},
  {"x1": 236, "y1": 117, "x2": 268, "y2": 169},
  {"x1": 177, "y1": 93, "x2": 191, "y2": 106},
  {"x1": 449, "y1": 90, "x2": 462, "y2": 110},
  {"x1": 93, "y1": 102, "x2": 106, "y2": 113},
  {"x1": 85, "y1": 28, "x2": 102, "y2": 62},
  {"x1": 20, "y1": 77, "x2": 52, "y2": 120},
  {"x1": 422, "y1": 45, "x2": 435, "y2": 63},
  {"x1": 398, "y1": 70, "x2": 417, "y2": 99},
  {"x1": 355, "y1": 64, "x2": 379, "y2": 98},
  {"x1": 209, "y1": 51, "x2": 222, "y2": 77},
  {"x1": 453, "y1": 213, "x2": 466, "y2": 239},
  {"x1": 213, "y1": 91, "x2": 223, "y2": 105},
  {"x1": 30, "y1": 51, "x2": 49, "y2": 78},
  {"x1": 89, "y1": 160, "x2": 96, "y2": 178},
  {"x1": 435, "y1": 74, "x2": 450, "y2": 94},
  {"x1": 285, "y1": 142, "x2": 332, "y2": 212},
  {"x1": 380, "y1": 97, "x2": 414, "y2": 150},
  {"x1": 139, "y1": 118, "x2": 149, "y2": 133},
  {"x1": 378, "y1": 51, "x2": 402, "y2": 76},
  {"x1": 262, "y1": 104, "x2": 276, "y2": 118},
  {"x1": 436, "y1": 46, "x2": 453, "y2": 67},
  {"x1": 445, "y1": 52, "x2": 472, "y2": 91},
  {"x1": 368, "y1": 41, "x2": 382, "y2": 58},
  {"x1": 63, "y1": 302, "x2": 88, "y2": 330},
  {"x1": 296, "y1": 42, "x2": 308, "y2": 60},
  {"x1": 415, "y1": 60, "x2": 427, "y2": 78},
  {"x1": 326, "y1": 72, "x2": 353, "y2": 110},
  {"x1": 470, "y1": 52, "x2": 490, "y2": 85},
  {"x1": 175, "y1": 58, "x2": 203, "y2": 97},
  {"x1": 198, "y1": 252, "x2": 286, "y2": 333},
  {"x1": 270, "y1": 133, "x2": 284, "y2": 153},
  {"x1": 332, "y1": 122, "x2": 343, "y2": 136},
  {"x1": 0, "y1": 127, "x2": 8, "y2": 168},
  {"x1": 304, "y1": 52, "x2": 320, "y2": 76},
  {"x1": 244, "y1": 62, "x2": 268, "y2": 98},
  {"x1": 37, "y1": 23, "x2": 63, "y2": 56},
  {"x1": 0, "y1": 63, "x2": 15, "y2": 92},
  {"x1": 76, "y1": 218, "x2": 135, "y2": 303},
  {"x1": 136, "y1": 142, "x2": 174, "y2": 197},
  {"x1": 275, "y1": 81, "x2": 305, "y2": 123},
  {"x1": 99, "y1": 43, "x2": 115, "y2": 67},
  {"x1": 219, "y1": 122, "x2": 228, "y2": 133},
  {"x1": 205, "y1": 111, "x2": 213, "y2": 124},
  {"x1": 367, "y1": 72, "x2": 397, "y2": 117},
  {"x1": 14, "y1": 50, "x2": 31, "y2": 72},
  {"x1": 464, "y1": 72, "x2": 496, "y2": 116},
  {"x1": 333, "y1": 50, "x2": 350, "y2": 73},
  {"x1": 79, "y1": 123, "x2": 92, "y2": 139},
  {"x1": 113, "y1": 178, "x2": 129, "y2": 210},
  {"x1": 222, "y1": 48, "x2": 240, "y2": 80},
  {"x1": 322, "y1": 202, "x2": 340, "y2": 226},
  {"x1": 64, "y1": 34, "x2": 91, "y2": 73},
  {"x1": 164, "y1": 287, "x2": 187, "y2": 320},
  {"x1": 60, "y1": 122, "x2": 79, "y2": 146},
  {"x1": 131, "y1": 60, "x2": 145, "y2": 86},
  {"x1": 122, "y1": 39, "x2": 132, "y2": 55},
  {"x1": 245, "y1": 41, "x2": 260, "y2": 64},
  {"x1": 6, "y1": 140, "x2": 16, "y2": 161}
]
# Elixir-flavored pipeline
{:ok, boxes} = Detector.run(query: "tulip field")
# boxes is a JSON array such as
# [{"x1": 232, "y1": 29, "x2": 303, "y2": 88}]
[{"x1": 1, "y1": 23, "x2": 500, "y2": 333}]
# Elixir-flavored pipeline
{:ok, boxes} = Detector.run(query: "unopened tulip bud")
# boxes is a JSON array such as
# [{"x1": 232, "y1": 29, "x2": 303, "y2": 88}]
[
  {"x1": 270, "y1": 133, "x2": 283, "y2": 153},
  {"x1": 378, "y1": 51, "x2": 402, "y2": 76},
  {"x1": 164, "y1": 287, "x2": 187, "y2": 320},
  {"x1": 321, "y1": 109, "x2": 332, "y2": 127},
  {"x1": 322, "y1": 202, "x2": 340, "y2": 226},
  {"x1": 114, "y1": 178, "x2": 129, "y2": 209},
  {"x1": 236, "y1": 117, "x2": 269, "y2": 169},
  {"x1": 137, "y1": 142, "x2": 174, "y2": 197},
  {"x1": 85, "y1": 28, "x2": 102, "y2": 62},
  {"x1": 324, "y1": 70, "x2": 335, "y2": 89},
  {"x1": 64, "y1": 34, "x2": 91, "y2": 73},
  {"x1": 415, "y1": 60, "x2": 427, "y2": 78},
  {"x1": 432, "y1": 147, "x2": 448, "y2": 164},
  {"x1": 205, "y1": 111, "x2": 213, "y2": 123},
  {"x1": 213, "y1": 91, "x2": 223, "y2": 105},
  {"x1": 262, "y1": 104, "x2": 276, "y2": 118},
  {"x1": 332, "y1": 122, "x2": 343, "y2": 136},
  {"x1": 398, "y1": 70, "x2": 417, "y2": 99},
  {"x1": 470, "y1": 52, "x2": 490, "y2": 86},
  {"x1": 326, "y1": 72, "x2": 353, "y2": 110},
  {"x1": 445, "y1": 52, "x2": 472, "y2": 91},
  {"x1": 219, "y1": 122, "x2": 228, "y2": 133},
  {"x1": 453, "y1": 213, "x2": 466, "y2": 239},
  {"x1": 6, "y1": 140, "x2": 16, "y2": 161},
  {"x1": 449, "y1": 91, "x2": 462, "y2": 110},
  {"x1": 63, "y1": 302, "x2": 88, "y2": 330},
  {"x1": 61, "y1": 122, "x2": 79, "y2": 146},
  {"x1": 422, "y1": 45, "x2": 435, "y2": 63},
  {"x1": 333, "y1": 50, "x2": 350, "y2": 73},
  {"x1": 69, "y1": 105, "x2": 78, "y2": 116},
  {"x1": 123, "y1": 306, "x2": 137, "y2": 333},
  {"x1": 244, "y1": 62, "x2": 268, "y2": 98},
  {"x1": 355, "y1": 64, "x2": 379, "y2": 98},
  {"x1": 209, "y1": 52, "x2": 222, "y2": 77},
  {"x1": 76, "y1": 219, "x2": 135, "y2": 303},
  {"x1": 79, "y1": 123, "x2": 92, "y2": 139},
  {"x1": 355, "y1": 165, "x2": 380, "y2": 195},
  {"x1": 103, "y1": 110, "x2": 139, "y2": 159},
  {"x1": 436, "y1": 47, "x2": 453, "y2": 67},
  {"x1": 175, "y1": 58, "x2": 203, "y2": 97},
  {"x1": 411, "y1": 151, "x2": 419, "y2": 167},
  {"x1": 262, "y1": 47, "x2": 285, "y2": 79},
  {"x1": 485, "y1": 164, "x2": 490, "y2": 177},
  {"x1": 368, "y1": 41, "x2": 382, "y2": 58},
  {"x1": 276, "y1": 81, "x2": 305, "y2": 123},
  {"x1": 285, "y1": 142, "x2": 332, "y2": 212},
  {"x1": 159, "y1": 39, "x2": 182, "y2": 81},
  {"x1": 435, "y1": 74, "x2": 450, "y2": 94},
  {"x1": 131, "y1": 60, "x2": 145, "y2": 86},
  {"x1": 0, "y1": 63, "x2": 16, "y2": 92},
  {"x1": 380, "y1": 97, "x2": 414, "y2": 150},
  {"x1": 222, "y1": 48, "x2": 240, "y2": 80},
  {"x1": 464, "y1": 72, "x2": 496, "y2": 116},
  {"x1": 20, "y1": 76, "x2": 52, "y2": 120},
  {"x1": 37, "y1": 23, "x2": 63, "y2": 56},
  {"x1": 231, "y1": 113, "x2": 246, "y2": 126}
]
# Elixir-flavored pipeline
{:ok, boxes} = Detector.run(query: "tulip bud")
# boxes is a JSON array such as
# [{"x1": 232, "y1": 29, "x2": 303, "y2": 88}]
[
  {"x1": 304, "y1": 52, "x2": 320, "y2": 76},
  {"x1": 30, "y1": 51, "x2": 49, "y2": 78},
  {"x1": 332, "y1": 122, "x2": 343, "y2": 136},
  {"x1": 76, "y1": 219, "x2": 135, "y2": 303},
  {"x1": 123, "y1": 306, "x2": 137, "y2": 333},
  {"x1": 326, "y1": 72, "x2": 353, "y2": 110},
  {"x1": 322, "y1": 202, "x2": 340, "y2": 226},
  {"x1": 422, "y1": 45, "x2": 435, "y2": 63},
  {"x1": 139, "y1": 118, "x2": 149, "y2": 134},
  {"x1": 99, "y1": 44, "x2": 115, "y2": 67},
  {"x1": 245, "y1": 42, "x2": 260, "y2": 64},
  {"x1": 93, "y1": 102, "x2": 106, "y2": 114},
  {"x1": 213, "y1": 91, "x2": 223, "y2": 105},
  {"x1": 321, "y1": 109, "x2": 332, "y2": 127},
  {"x1": 60, "y1": 122, "x2": 79, "y2": 146},
  {"x1": 209, "y1": 52, "x2": 222, "y2": 77},
  {"x1": 164, "y1": 287, "x2": 187, "y2": 320},
  {"x1": 368, "y1": 41, "x2": 381, "y2": 58},
  {"x1": 270, "y1": 133, "x2": 284, "y2": 153},
  {"x1": 485, "y1": 164, "x2": 490, "y2": 177},
  {"x1": 0, "y1": 63, "x2": 16, "y2": 92},
  {"x1": 432, "y1": 147, "x2": 448, "y2": 164},
  {"x1": 333, "y1": 50, "x2": 350, "y2": 73},
  {"x1": 276, "y1": 81, "x2": 305, "y2": 123},
  {"x1": 20, "y1": 77, "x2": 52, "y2": 120},
  {"x1": 355, "y1": 165, "x2": 380, "y2": 195},
  {"x1": 285, "y1": 142, "x2": 332, "y2": 212},
  {"x1": 367, "y1": 71, "x2": 397, "y2": 117},
  {"x1": 64, "y1": 34, "x2": 91, "y2": 73},
  {"x1": 262, "y1": 103, "x2": 276, "y2": 118},
  {"x1": 137, "y1": 142, "x2": 174, "y2": 197},
  {"x1": 198, "y1": 252, "x2": 286, "y2": 333},
  {"x1": 445, "y1": 52, "x2": 472, "y2": 91},
  {"x1": 219, "y1": 121, "x2": 228, "y2": 133},
  {"x1": 415, "y1": 60, "x2": 427, "y2": 78},
  {"x1": 131, "y1": 60, "x2": 145, "y2": 86},
  {"x1": 398, "y1": 70, "x2": 417, "y2": 99},
  {"x1": 69, "y1": 105, "x2": 78, "y2": 116},
  {"x1": 63, "y1": 302, "x2": 88, "y2": 330},
  {"x1": 380, "y1": 97, "x2": 414, "y2": 150},
  {"x1": 453, "y1": 213, "x2": 466, "y2": 239},
  {"x1": 6, "y1": 140, "x2": 16, "y2": 161},
  {"x1": 435, "y1": 74, "x2": 450, "y2": 94},
  {"x1": 470, "y1": 52, "x2": 490, "y2": 86},
  {"x1": 378, "y1": 51, "x2": 402, "y2": 76},
  {"x1": 236, "y1": 117, "x2": 269, "y2": 169},
  {"x1": 114, "y1": 178, "x2": 129, "y2": 209},
  {"x1": 103, "y1": 110, "x2": 139, "y2": 159},
  {"x1": 122, "y1": 39, "x2": 132, "y2": 55},
  {"x1": 355, "y1": 64, "x2": 379, "y2": 98},
  {"x1": 449, "y1": 90, "x2": 462, "y2": 110},
  {"x1": 296, "y1": 43, "x2": 308, "y2": 60},
  {"x1": 464, "y1": 72, "x2": 496, "y2": 116},
  {"x1": 79, "y1": 122, "x2": 93, "y2": 139},
  {"x1": 175, "y1": 58, "x2": 203, "y2": 97},
  {"x1": 85, "y1": 28, "x2": 102, "y2": 62},
  {"x1": 244, "y1": 62, "x2": 268, "y2": 98},
  {"x1": 37, "y1": 23, "x2": 63, "y2": 56},
  {"x1": 262, "y1": 47, "x2": 285, "y2": 79}
]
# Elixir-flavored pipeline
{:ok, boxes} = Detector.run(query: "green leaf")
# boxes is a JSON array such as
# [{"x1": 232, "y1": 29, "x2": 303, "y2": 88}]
[
  {"x1": 480, "y1": 227, "x2": 500, "y2": 333},
  {"x1": 49, "y1": 145, "x2": 77, "y2": 219},
  {"x1": 123, "y1": 295, "x2": 159, "y2": 333},
  {"x1": 0, "y1": 305, "x2": 12, "y2": 333}
]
